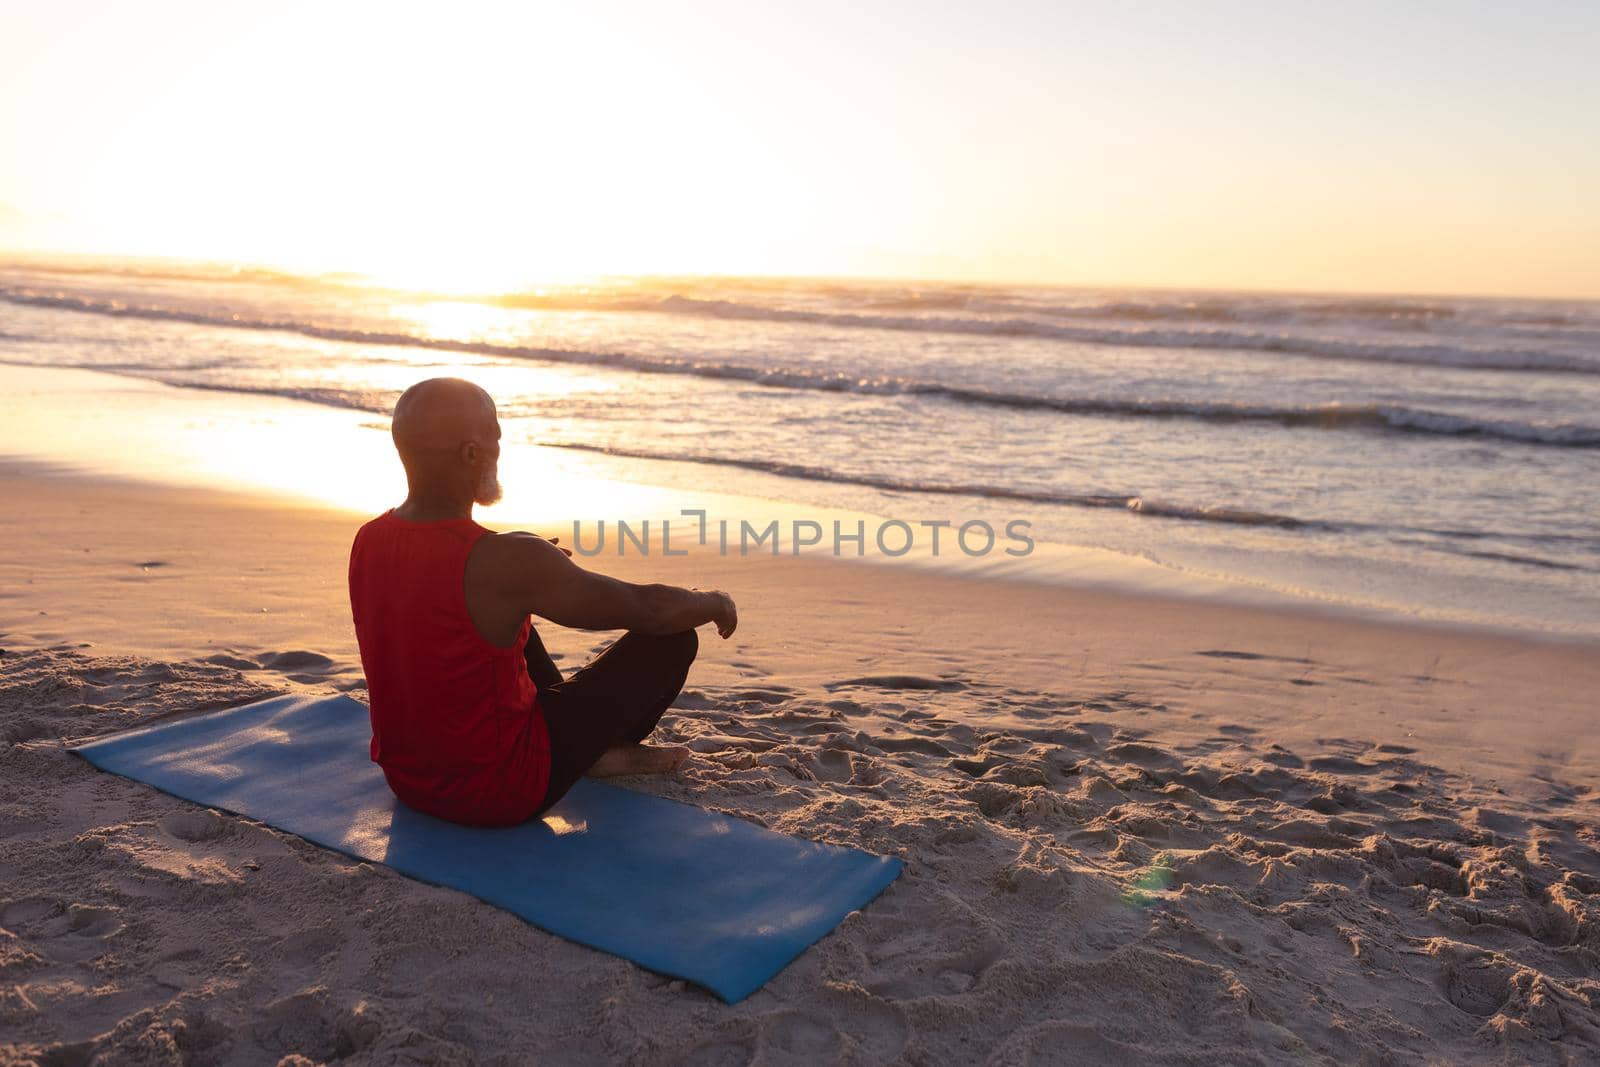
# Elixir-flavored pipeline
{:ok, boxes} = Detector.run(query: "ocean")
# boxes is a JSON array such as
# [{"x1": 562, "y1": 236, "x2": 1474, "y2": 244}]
[{"x1": 2, "y1": 257, "x2": 1596, "y2": 636}]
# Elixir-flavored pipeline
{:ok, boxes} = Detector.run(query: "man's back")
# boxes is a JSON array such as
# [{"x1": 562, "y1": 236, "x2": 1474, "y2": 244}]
[
  {"x1": 348, "y1": 509, "x2": 550, "y2": 826},
  {"x1": 348, "y1": 375, "x2": 736, "y2": 823}
]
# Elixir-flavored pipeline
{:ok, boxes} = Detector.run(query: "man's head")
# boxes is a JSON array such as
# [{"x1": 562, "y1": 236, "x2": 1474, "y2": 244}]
[{"x1": 390, "y1": 378, "x2": 503, "y2": 507}]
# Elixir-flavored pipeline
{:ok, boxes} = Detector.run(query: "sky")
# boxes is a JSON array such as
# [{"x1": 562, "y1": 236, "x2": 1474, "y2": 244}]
[{"x1": 1, "y1": 0, "x2": 1597, "y2": 297}]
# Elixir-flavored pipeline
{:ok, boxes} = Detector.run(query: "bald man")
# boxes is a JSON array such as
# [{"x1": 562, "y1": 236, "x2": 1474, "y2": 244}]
[{"x1": 347, "y1": 377, "x2": 737, "y2": 827}]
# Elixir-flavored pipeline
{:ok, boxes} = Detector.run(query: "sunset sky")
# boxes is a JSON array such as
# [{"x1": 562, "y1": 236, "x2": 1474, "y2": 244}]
[{"x1": 2, "y1": 1, "x2": 1596, "y2": 297}]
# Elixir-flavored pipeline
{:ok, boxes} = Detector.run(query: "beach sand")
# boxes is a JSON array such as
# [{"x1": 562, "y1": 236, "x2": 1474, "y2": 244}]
[{"x1": 3, "y1": 462, "x2": 1599, "y2": 1064}]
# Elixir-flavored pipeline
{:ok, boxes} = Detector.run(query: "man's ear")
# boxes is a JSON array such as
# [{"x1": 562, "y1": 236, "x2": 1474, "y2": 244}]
[{"x1": 460, "y1": 440, "x2": 479, "y2": 464}]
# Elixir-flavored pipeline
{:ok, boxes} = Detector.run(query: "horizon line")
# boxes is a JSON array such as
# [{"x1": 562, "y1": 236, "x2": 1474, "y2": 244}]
[{"x1": 1, "y1": 244, "x2": 1596, "y2": 306}]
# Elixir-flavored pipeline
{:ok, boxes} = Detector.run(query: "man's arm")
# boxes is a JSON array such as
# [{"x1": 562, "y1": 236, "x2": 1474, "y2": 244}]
[{"x1": 493, "y1": 533, "x2": 736, "y2": 637}]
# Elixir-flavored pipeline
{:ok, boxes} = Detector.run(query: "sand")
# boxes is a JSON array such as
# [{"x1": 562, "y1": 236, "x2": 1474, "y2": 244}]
[{"x1": 3, "y1": 462, "x2": 1599, "y2": 1065}]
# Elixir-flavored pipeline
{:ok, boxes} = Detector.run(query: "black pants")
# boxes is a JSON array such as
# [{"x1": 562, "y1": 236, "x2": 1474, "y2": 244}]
[{"x1": 525, "y1": 623, "x2": 698, "y2": 816}]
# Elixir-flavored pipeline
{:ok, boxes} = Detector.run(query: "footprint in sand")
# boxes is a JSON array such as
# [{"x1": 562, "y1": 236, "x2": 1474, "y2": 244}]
[
  {"x1": 825, "y1": 675, "x2": 968, "y2": 693},
  {"x1": 274, "y1": 927, "x2": 341, "y2": 981},
  {"x1": 202, "y1": 652, "x2": 261, "y2": 671},
  {"x1": 258, "y1": 649, "x2": 367, "y2": 686},
  {"x1": 1103, "y1": 741, "x2": 1183, "y2": 771},
  {"x1": 949, "y1": 756, "x2": 998, "y2": 778},
  {"x1": 1194, "y1": 649, "x2": 1317, "y2": 665},
  {"x1": 863, "y1": 896, "x2": 1005, "y2": 1002},
  {"x1": 727, "y1": 687, "x2": 797, "y2": 705},
  {"x1": 2, "y1": 719, "x2": 58, "y2": 745},
  {"x1": 149, "y1": 945, "x2": 208, "y2": 990},
  {"x1": 672, "y1": 1033, "x2": 758, "y2": 1067},
  {"x1": 1431, "y1": 946, "x2": 1519, "y2": 1020},
  {"x1": 262, "y1": 650, "x2": 334, "y2": 672},
  {"x1": 0, "y1": 896, "x2": 57, "y2": 931},
  {"x1": 248, "y1": 987, "x2": 382, "y2": 1062},
  {"x1": 115, "y1": 560, "x2": 175, "y2": 582},
  {"x1": 760, "y1": 1012, "x2": 843, "y2": 1059},
  {"x1": 810, "y1": 748, "x2": 854, "y2": 784},
  {"x1": 159, "y1": 809, "x2": 230, "y2": 844},
  {"x1": 1, "y1": 899, "x2": 125, "y2": 963},
  {"x1": 1308, "y1": 755, "x2": 1380, "y2": 774},
  {"x1": 865, "y1": 734, "x2": 953, "y2": 757}
]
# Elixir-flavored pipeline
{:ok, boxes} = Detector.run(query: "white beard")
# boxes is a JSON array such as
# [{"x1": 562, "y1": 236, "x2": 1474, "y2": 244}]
[{"x1": 474, "y1": 459, "x2": 503, "y2": 506}]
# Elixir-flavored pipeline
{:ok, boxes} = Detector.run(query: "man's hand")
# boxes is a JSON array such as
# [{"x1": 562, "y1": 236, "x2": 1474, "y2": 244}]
[
  {"x1": 545, "y1": 535, "x2": 573, "y2": 558},
  {"x1": 706, "y1": 590, "x2": 737, "y2": 639}
]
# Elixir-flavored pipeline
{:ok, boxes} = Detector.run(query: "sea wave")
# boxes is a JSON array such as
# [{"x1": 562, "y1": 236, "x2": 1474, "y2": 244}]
[
  {"x1": 537, "y1": 440, "x2": 1319, "y2": 526},
  {"x1": 3, "y1": 290, "x2": 1597, "y2": 449},
  {"x1": 5, "y1": 281, "x2": 1599, "y2": 377},
  {"x1": 533, "y1": 441, "x2": 1598, "y2": 571},
  {"x1": 647, "y1": 295, "x2": 1600, "y2": 373},
  {"x1": 0, "y1": 258, "x2": 338, "y2": 289},
  {"x1": 5, "y1": 347, "x2": 1592, "y2": 569}
]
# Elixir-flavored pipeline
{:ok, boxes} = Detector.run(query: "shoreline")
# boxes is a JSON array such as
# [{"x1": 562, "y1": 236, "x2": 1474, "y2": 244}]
[{"x1": 3, "y1": 360, "x2": 1594, "y2": 644}]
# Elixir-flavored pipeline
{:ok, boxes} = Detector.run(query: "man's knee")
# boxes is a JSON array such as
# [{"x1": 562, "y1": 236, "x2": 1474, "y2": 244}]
[
  {"x1": 624, "y1": 627, "x2": 697, "y2": 663},
  {"x1": 668, "y1": 626, "x2": 698, "y2": 664}
]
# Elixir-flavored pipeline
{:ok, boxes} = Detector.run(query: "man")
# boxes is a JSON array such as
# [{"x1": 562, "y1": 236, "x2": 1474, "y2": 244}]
[{"x1": 348, "y1": 377, "x2": 737, "y2": 827}]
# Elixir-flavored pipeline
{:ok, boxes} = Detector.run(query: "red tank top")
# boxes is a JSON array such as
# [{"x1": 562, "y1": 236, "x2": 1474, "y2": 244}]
[{"x1": 347, "y1": 510, "x2": 550, "y2": 827}]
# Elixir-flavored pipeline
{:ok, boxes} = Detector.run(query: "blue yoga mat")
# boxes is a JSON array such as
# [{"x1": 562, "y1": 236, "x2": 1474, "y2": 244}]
[{"x1": 70, "y1": 693, "x2": 902, "y2": 1003}]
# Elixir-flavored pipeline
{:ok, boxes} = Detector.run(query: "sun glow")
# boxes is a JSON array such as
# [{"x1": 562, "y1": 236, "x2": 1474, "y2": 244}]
[
  {"x1": 388, "y1": 300, "x2": 532, "y2": 344},
  {"x1": 0, "y1": 362, "x2": 687, "y2": 527},
  {"x1": 1, "y1": 3, "x2": 839, "y2": 290},
  {"x1": 2, "y1": 2, "x2": 1597, "y2": 297}
]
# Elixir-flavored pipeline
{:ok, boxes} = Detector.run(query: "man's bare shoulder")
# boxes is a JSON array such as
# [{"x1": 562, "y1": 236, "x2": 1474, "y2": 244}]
[
  {"x1": 469, "y1": 530, "x2": 569, "y2": 581},
  {"x1": 494, "y1": 530, "x2": 551, "y2": 545}
]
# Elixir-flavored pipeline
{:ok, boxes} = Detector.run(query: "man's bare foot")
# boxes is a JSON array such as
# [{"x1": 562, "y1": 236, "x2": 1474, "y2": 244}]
[{"x1": 586, "y1": 743, "x2": 692, "y2": 778}]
